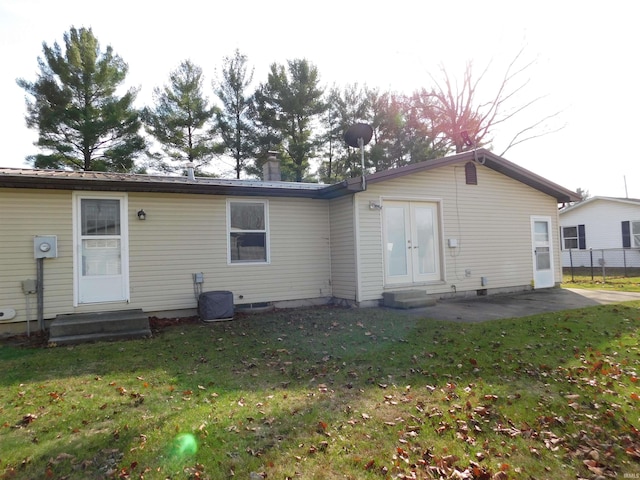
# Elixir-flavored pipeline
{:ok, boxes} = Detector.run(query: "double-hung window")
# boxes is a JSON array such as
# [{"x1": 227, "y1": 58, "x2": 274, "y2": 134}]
[
  {"x1": 633, "y1": 221, "x2": 640, "y2": 247},
  {"x1": 561, "y1": 224, "x2": 585, "y2": 250},
  {"x1": 622, "y1": 221, "x2": 640, "y2": 248},
  {"x1": 228, "y1": 200, "x2": 269, "y2": 263}
]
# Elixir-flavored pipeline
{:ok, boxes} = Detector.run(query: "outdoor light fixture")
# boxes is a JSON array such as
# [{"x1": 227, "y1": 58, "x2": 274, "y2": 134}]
[
  {"x1": 369, "y1": 201, "x2": 382, "y2": 211},
  {"x1": 137, "y1": 209, "x2": 146, "y2": 221}
]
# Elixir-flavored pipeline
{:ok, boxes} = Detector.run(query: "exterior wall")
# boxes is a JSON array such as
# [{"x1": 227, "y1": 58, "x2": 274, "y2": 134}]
[
  {"x1": 1, "y1": 188, "x2": 331, "y2": 333},
  {"x1": 354, "y1": 163, "x2": 562, "y2": 303},
  {"x1": 559, "y1": 199, "x2": 640, "y2": 267},
  {"x1": 0, "y1": 189, "x2": 75, "y2": 331},
  {"x1": 328, "y1": 195, "x2": 357, "y2": 302}
]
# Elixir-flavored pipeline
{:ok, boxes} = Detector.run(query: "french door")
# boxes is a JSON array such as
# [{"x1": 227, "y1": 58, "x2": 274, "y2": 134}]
[
  {"x1": 383, "y1": 201, "x2": 441, "y2": 285},
  {"x1": 75, "y1": 194, "x2": 129, "y2": 304}
]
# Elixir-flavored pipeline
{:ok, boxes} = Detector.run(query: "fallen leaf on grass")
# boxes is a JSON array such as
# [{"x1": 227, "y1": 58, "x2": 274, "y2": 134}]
[{"x1": 17, "y1": 414, "x2": 37, "y2": 426}]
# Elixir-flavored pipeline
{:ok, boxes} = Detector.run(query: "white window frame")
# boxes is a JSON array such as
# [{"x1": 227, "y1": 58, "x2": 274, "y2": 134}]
[
  {"x1": 632, "y1": 221, "x2": 640, "y2": 247},
  {"x1": 562, "y1": 226, "x2": 579, "y2": 250},
  {"x1": 226, "y1": 199, "x2": 270, "y2": 265}
]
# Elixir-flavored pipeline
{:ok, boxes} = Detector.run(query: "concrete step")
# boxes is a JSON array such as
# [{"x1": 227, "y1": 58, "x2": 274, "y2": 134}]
[
  {"x1": 49, "y1": 309, "x2": 151, "y2": 345},
  {"x1": 382, "y1": 290, "x2": 436, "y2": 309},
  {"x1": 383, "y1": 290, "x2": 428, "y2": 302}
]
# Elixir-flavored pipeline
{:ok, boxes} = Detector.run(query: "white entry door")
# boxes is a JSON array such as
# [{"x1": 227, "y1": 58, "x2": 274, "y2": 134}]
[
  {"x1": 75, "y1": 195, "x2": 129, "y2": 304},
  {"x1": 531, "y1": 216, "x2": 554, "y2": 289},
  {"x1": 383, "y1": 201, "x2": 441, "y2": 285}
]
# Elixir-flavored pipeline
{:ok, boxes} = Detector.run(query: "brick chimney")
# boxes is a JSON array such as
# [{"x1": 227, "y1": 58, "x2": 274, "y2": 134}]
[{"x1": 262, "y1": 151, "x2": 281, "y2": 182}]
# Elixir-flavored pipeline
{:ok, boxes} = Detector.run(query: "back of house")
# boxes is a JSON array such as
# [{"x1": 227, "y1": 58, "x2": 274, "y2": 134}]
[{"x1": 0, "y1": 149, "x2": 578, "y2": 337}]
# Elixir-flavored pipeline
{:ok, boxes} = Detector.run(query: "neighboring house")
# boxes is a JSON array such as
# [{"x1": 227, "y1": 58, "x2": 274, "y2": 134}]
[
  {"x1": 559, "y1": 196, "x2": 640, "y2": 268},
  {"x1": 0, "y1": 149, "x2": 578, "y2": 336}
]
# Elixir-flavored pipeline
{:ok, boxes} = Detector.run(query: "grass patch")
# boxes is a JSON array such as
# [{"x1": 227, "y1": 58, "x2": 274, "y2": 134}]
[
  {"x1": 562, "y1": 268, "x2": 640, "y2": 292},
  {"x1": 2, "y1": 304, "x2": 640, "y2": 479}
]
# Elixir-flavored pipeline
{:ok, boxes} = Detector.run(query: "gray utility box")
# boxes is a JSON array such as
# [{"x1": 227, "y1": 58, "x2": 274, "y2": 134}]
[
  {"x1": 198, "y1": 291, "x2": 234, "y2": 322},
  {"x1": 34, "y1": 235, "x2": 58, "y2": 259}
]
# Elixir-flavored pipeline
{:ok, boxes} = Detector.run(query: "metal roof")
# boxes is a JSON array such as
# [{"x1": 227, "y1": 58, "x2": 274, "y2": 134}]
[
  {"x1": 0, "y1": 149, "x2": 579, "y2": 203},
  {"x1": 0, "y1": 167, "x2": 329, "y2": 198},
  {"x1": 559, "y1": 195, "x2": 640, "y2": 214}
]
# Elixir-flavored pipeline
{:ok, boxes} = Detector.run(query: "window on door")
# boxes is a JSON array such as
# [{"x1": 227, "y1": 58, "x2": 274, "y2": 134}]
[
  {"x1": 81, "y1": 199, "x2": 122, "y2": 276},
  {"x1": 228, "y1": 200, "x2": 269, "y2": 263}
]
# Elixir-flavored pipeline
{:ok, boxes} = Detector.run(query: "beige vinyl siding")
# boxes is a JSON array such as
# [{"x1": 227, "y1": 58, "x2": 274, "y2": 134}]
[
  {"x1": 0, "y1": 189, "x2": 74, "y2": 323},
  {"x1": 355, "y1": 163, "x2": 561, "y2": 302},
  {"x1": 1, "y1": 189, "x2": 332, "y2": 326},
  {"x1": 329, "y1": 195, "x2": 357, "y2": 301},
  {"x1": 128, "y1": 193, "x2": 332, "y2": 310}
]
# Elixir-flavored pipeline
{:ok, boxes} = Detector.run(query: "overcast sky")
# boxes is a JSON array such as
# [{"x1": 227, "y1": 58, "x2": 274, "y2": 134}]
[{"x1": 1, "y1": 0, "x2": 637, "y2": 198}]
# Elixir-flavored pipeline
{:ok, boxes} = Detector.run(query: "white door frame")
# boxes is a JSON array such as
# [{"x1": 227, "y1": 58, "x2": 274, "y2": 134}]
[
  {"x1": 73, "y1": 192, "x2": 130, "y2": 305},
  {"x1": 383, "y1": 200, "x2": 442, "y2": 286},
  {"x1": 530, "y1": 215, "x2": 555, "y2": 289}
]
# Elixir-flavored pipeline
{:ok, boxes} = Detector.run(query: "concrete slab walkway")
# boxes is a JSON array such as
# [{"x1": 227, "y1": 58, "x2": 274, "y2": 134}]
[{"x1": 399, "y1": 288, "x2": 640, "y2": 322}]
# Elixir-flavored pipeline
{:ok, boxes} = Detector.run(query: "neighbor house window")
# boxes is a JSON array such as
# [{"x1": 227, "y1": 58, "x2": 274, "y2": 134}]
[
  {"x1": 633, "y1": 221, "x2": 640, "y2": 247},
  {"x1": 228, "y1": 200, "x2": 268, "y2": 263},
  {"x1": 622, "y1": 221, "x2": 640, "y2": 248},
  {"x1": 562, "y1": 225, "x2": 585, "y2": 250}
]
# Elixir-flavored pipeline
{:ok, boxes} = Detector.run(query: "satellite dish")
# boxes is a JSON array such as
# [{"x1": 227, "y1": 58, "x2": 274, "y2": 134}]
[{"x1": 344, "y1": 123, "x2": 373, "y2": 148}]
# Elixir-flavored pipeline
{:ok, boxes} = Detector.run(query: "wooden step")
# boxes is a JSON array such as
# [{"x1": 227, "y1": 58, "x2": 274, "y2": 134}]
[{"x1": 48, "y1": 309, "x2": 151, "y2": 345}]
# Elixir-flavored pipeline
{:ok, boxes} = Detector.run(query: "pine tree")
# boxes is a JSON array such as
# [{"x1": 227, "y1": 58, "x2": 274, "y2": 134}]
[
  {"x1": 142, "y1": 60, "x2": 221, "y2": 175},
  {"x1": 251, "y1": 59, "x2": 326, "y2": 182},
  {"x1": 17, "y1": 27, "x2": 144, "y2": 171},
  {"x1": 214, "y1": 50, "x2": 257, "y2": 179}
]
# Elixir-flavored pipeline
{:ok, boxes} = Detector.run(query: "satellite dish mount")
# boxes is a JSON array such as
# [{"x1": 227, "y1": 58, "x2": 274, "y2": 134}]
[{"x1": 344, "y1": 123, "x2": 373, "y2": 190}]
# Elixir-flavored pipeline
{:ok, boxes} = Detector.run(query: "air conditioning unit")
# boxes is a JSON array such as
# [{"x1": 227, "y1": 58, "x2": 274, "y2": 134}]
[{"x1": 198, "y1": 291, "x2": 234, "y2": 322}]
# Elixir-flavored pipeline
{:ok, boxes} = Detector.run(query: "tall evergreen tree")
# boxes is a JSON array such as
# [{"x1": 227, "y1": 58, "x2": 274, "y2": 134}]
[
  {"x1": 251, "y1": 59, "x2": 326, "y2": 182},
  {"x1": 17, "y1": 27, "x2": 144, "y2": 171},
  {"x1": 214, "y1": 50, "x2": 257, "y2": 179},
  {"x1": 142, "y1": 60, "x2": 220, "y2": 174},
  {"x1": 318, "y1": 83, "x2": 370, "y2": 183}
]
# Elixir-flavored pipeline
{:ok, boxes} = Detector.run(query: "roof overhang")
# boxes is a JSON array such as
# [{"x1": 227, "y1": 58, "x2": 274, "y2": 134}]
[
  {"x1": 330, "y1": 149, "x2": 580, "y2": 203},
  {"x1": 0, "y1": 149, "x2": 580, "y2": 203},
  {"x1": 0, "y1": 171, "x2": 326, "y2": 199}
]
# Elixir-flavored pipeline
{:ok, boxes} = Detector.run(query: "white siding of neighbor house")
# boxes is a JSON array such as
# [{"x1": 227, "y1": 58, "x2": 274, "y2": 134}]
[
  {"x1": 559, "y1": 198, "x2": 640, "y2": 268},
  {"x1": 1, "y1": 189, "x2": 331, "y2": 327},
  {"x1": 354, "y1": 163, "x2": 562, "y2": 303},
  {"x1": 328, "y1": 195, "x2": 357, "y2": 302}
]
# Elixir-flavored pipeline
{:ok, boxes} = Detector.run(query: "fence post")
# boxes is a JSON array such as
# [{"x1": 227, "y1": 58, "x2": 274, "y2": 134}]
[
  {"x1": 590, "y1": 248, "x2": 594, "y2": 280},
  {"x1": 623, "y1": 248, "x2": 627, "y2": 277},
  {"x1": 601, "y1": 249, "x2": 606, "y2": 283},
  {"x1": 569, "y1": 249, "x2": 574, "y2": 281}
]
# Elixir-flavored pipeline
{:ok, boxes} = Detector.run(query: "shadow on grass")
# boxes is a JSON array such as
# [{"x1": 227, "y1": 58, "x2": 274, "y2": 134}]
[{"x1": 2, "y1": 303, "x2": 640, "y2": 478}]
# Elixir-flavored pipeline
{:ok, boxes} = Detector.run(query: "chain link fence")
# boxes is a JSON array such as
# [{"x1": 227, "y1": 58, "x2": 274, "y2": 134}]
[{"x1": 563, "y1": 248, "x2": 640, "y2": 281}]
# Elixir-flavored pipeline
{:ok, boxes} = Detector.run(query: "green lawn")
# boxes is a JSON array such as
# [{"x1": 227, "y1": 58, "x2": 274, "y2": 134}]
[
  {"x1": 2, "y1": 303, "x2": 640, "y2": 479},
  {"x1": 562, "y1": 268, "x2": 640, "y2": 292}
]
